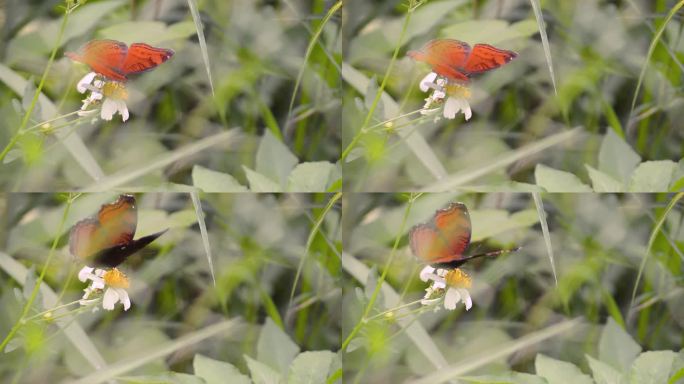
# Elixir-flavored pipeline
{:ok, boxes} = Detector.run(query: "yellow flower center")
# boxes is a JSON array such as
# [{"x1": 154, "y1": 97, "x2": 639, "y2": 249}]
[
  {"x1": 103, "y1": 268, "x2": 129, "y2": 289},
  {"x1": 445, "y1": 83, "x2": 471, "y2": 99},
  {"x1": 445, "y1": 269, "x2": 472, "y2": 289},
  {"x1": 102, "y1": 82, "x2": 128, "y2": 100}
]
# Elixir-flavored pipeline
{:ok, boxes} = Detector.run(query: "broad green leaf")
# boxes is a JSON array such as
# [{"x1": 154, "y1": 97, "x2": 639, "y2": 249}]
[
  {"x1": 470, "y1": 209, "x2": 540, "y2": 242},
  {"x1": 245, "y1": 355, "x2": 281, "y2": 384},
  {"x1": 441, "y1": 19, "x2": 538, "y2": 45},
  {"x1": 628, "y1": 160, "x2": 677, "y2": 192},
  {"x1": 192, "y1": 165, "x2": 248, "y2": 192},
  {"x1": 287, "y1": 351, "x2": 336, "y2": 384},
  {"x1": 286, "y1": 161, "x2": 335, "y2": 192},
  {"x1": 535, "y1": 164, "x2": 592, "y2": 192},
  {"x1": 242, "y1": 166, "x2": 282, "y2": 192},
  {"x1": 98, "y1": 21, "x2": 196, "y2": 45},
  {"x1": 256, "y1": 318, "x2": 300, "y2": 374},
  {"x1": 586, "y1": 165, "x2": 624, "y2": 192},
  {"x1": 194, "y1": 354, "x2": 250, "y2": 384},
  {"x1": 628, "y1": 351, "x2": 676, "y2": 384},
  {"x1": 598, "y1": 130, "x2": 641, "y2": 183},
  {"x1": 599, "y1": 318, "x2": 642, "y2": 371},
  {"x1": 255, "y1": 131, "x2": 298, "y2": 188},
  {"x1": 459, "y1": 372, "x2": 547, "y2": 384},
  {"x1": 586, "y1": 354, "x2": 623, "y2": 384},
  {"x1": 535, "y1": 354, "x2": 593, "y2": 384},
  {"x1": 119, "y1": 373, "x2": 205, "y2": 384}
]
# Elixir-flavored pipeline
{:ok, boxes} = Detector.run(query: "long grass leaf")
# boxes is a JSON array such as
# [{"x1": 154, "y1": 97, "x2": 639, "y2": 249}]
[
  {"x1": 630, "y1": 192, "x2": 684, "y2": 312},
  {"x1": 190, "y1": 191, "x2": 216, "y2": 286},
  {"x1": 186, "y1": 0, "x2": 214, "y2": 96},
  {"x1": 422, "y1": 127, "x2": 583, "y2": 191},
  {"x1": 82, "y1": 130, "x2": 241, "y2": 191},
  {"x1": 0, "y1": 252, "x2": 107, "y2": 369},
  {"x1": 532, "y1": 192, "x2": 558, "y2": 285},
  {"x1": 529, "y1": 0, "x2": 558, "y2": 95},
  {"x1": 71, "y1": 319, "x2": 241, "y2": 384}
]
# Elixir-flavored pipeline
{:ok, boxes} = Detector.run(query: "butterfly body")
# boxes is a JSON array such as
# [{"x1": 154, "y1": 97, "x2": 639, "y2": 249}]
[
  {"x1": 69, "y1": 194, "x2": 167, "y2": 268},
  {"x1": 407, "y1": 39, "x2": 517, "y2": 83},
  {"x1": 409, "y1": 202, "x2": 518, "y2": 269},
  {"x1": 66, "y1": 39, "x2": 174, "y2": 82}
]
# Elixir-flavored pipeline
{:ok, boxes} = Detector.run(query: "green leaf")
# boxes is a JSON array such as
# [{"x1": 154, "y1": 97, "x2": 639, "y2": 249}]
[
  {"x1": 256, "y1": 318, "x2": 300, "y2": 374},
  {"x1": 628, "y1": 160, "x2": 677, "y2": 192},
  {"x1": 98, "y1": 21, "x2": 196, "y2": 45},
  {"x1": 287, "y1": 351, "x2": 336, "y2": 384},
  {"x1": 598, "y1": 130, "x2": 641, "y2": 183},
  {"x1": 586, "y1": 354, "x2": 623, "y2": 384},
  {"x1": 286, "y1": 162, "x2": 336, "y2": 192},
  {"x1": 119, "y1": 372, "x2": 205, "y2": 384},
  {"x1": 470, "y1": 209, "x2": 540, "y2": 242},
  {"x1": 535, "y1": 164, "x2": 592, "y2": 192},
  {"x1": 599, "y1": 318, "x2": 642, "y2": 371},
  {"x1": 586, "y1": 165, "x2": 625, "y2": 192},
  {"x1": 255, "y1": 131, "x2": 298, "y2": 188},
  {"x1": 535, "y1": 354, "x2": 593, "y2": 384},
  {"x1": 242, "y1": 166, "x2": 282, "y2": 192},
  {"x1": 245, "y1": 355, "x2": 281, "y2": 384},
  {"x1": 194, "y1": 354, "x2": 250, "y2": 384},
  {"x1": 441, "y1": 19, "x2": 538, "y2": 45},
  {"x1": 460, "y1": 372, "x2": 548, "y2": 384},
  {"x1": 629, "y1": 351, "x2": 676, "y2": 384},
  {"x1": 192, "y1": 165, "x2": 248, "y2": 192}
]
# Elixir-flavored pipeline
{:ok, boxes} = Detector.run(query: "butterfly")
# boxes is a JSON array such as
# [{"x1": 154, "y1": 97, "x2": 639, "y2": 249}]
[
  {"x1": 407, "y1": 39, "x2": 517, "y2": 83},
  {"x1": 65, "y1": 39, "x2": 174, "y2": 82},
  {"x1": 69, "y1": 194, "x2": 167, "y2": 268},
  {"x1": 408, "y1": 202, "x2": 519, "y2": 269}
]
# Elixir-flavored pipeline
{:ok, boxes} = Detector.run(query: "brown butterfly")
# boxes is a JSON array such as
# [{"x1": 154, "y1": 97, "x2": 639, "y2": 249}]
[
  {"x1": 409, "y1": 202, "x2": 519, "y2": 269},
  {"x1": 65, "y1": 39, "x2": 174, "y2": 82},
  {"x1": 407, "y1": 39, "x2": 517, "y2": 83},
  {"x1": 69, "y1": 194, "x2": 167, "y2": 268}
]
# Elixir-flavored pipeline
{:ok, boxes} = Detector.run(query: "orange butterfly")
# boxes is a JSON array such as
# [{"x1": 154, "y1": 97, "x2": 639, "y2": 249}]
[
  {"x1": 407, "y1": 39, "x2": 517, "y2": 83},
  {"x1": 66, "y1": 39, "x2": 174, "y2": 82},
  {"x1": 69, "y1": 194, "x2": 167, "y2": 268},
  {"x1": 409, "y1": 202, "x2": 519, "y2": 269}
]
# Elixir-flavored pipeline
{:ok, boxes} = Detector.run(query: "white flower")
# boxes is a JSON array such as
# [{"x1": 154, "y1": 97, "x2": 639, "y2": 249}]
[
  {"x1": 418, "y1": 72, "x2": 472, "y2": 121},
  {"x1": 420, "y1": 266, "x2": 473, "y2": 311},
  {"x1": 76, "y1": 72, "x2": 129, "y2": 122},
  {"x1": 78, "y1": 265, "x2": 131, "y2": 311}
]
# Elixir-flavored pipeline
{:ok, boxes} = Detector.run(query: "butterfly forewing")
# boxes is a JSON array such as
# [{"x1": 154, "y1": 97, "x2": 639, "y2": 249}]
[
  {"x1": 409, "y1": 202, "x2": 472, "y2": 265},
  {"x1": 464, "y1": 44, "x2": 518, "y2": 74},
  {"x1": 122, "y1": 43, "x2": 174, "y2": 75},
  {"x1": 92, "y1": 229, "x2": 168, "y2": 268}
]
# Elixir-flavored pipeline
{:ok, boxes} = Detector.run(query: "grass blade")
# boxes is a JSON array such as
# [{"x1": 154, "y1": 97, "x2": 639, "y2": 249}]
[
  {"x1": 422, "y1": 127, "x2": 583, "y2": 191},
  {"x1": 186, "y1": 0, "x2": 214, "y2": 96},
  {"x1": 529, "y1": 0, "x2": 558, "y2": 95},
  {"x1": 190, "y1": 191, "x2": 216, "y2": 286},
  {"x1": 533, "y1": 192, "x2": 558, "y2": 285},
  {"x1": 82, "y1": 130, "x2": 241, "y2": 191}
]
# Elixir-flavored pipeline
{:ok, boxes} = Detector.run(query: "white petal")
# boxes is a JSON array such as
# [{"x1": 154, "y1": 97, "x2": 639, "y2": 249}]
[
  {"x1": 419, "y1": 72, "x2": 438, "y2": 92},
  {"x1": 78, "y1": 266, "x2": 94, "y2": 282},
  {"x1": 432, "y1": 280, "x2": 446, "y2": 290},
  {"x1": 76, "y1": 72, "x2": 97, "y2": 93},
  {"x1": 444, "y1": 288, "x2": 462, "y2": 310},
  {"x1": 91, "y1": 278, "x2": 105, "y2": 290},
  {"x1": 100, "y1": 98, "x2": 117, "y2": 120},
  {"x1": 116, "y1": 288, "x2": 131, "y2": 310},
  {"x1": 456, "y1": 98, "x2": 472, "y2": 121},
  {"x1": 443, "y1": 97, "x2": 461, "y2": 119},
  {"x1": 102, "y1": 288, "x2": 119, "y2": 310},
  {"x1": 419, "y1": 265, "x2": 436, "y2": 282},
  {"x1": 458, "y1": 288, "x2": 473, "y2": 310},
  {"x1": 117, "y1": 100, "x2": 129, "y2": 121}
]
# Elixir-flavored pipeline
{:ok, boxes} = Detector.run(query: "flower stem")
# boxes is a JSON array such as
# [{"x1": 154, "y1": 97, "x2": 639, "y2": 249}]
[
  {"x1": 0, "y1": 2, "x2": 77, "y2": 164},
  {"x1": 0, "y1": 195, "x2": 75, "y2": 352}
]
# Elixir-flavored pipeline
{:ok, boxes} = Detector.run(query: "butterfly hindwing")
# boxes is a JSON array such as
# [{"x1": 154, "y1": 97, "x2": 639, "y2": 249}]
[
  {"x1": 409, "y1": 202, "x2": 472, "y2": 268},
  {"x1": 464, "y1": 44, "x2": 518, "y2": 74},
  {"x1": 121, "y1": 43, "x2": 174, "y2": 75}
]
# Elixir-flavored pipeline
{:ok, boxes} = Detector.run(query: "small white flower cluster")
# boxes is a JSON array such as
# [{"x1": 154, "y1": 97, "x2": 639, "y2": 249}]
[
  {"x1": 76, "y1": 72, "x2": 129, "y2": 122},
  {"x1": 418, "y1": 72, "x2": 472, "y2": 121},
  {"x1": 419, "y1": 265, "x2": 472, "y2": 311},
  {"x1": 78, "y1": 266, "x2": 131, "y2": 311}
]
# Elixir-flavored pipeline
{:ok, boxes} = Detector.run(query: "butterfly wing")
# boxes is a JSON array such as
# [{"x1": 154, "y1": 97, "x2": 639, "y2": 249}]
[
  {"x1": 409, "y1": 202, "x2": 472, "y2": 268},
  {"x1": 463, "y1": 43, "x2": 517, "y2": 75},
  {"x1": 121, "y1": 43, "x2": 174, "y2": 76},
  {"x1": 408, "y1": 39, "x2": 471, "y2": 82},
  {"x1": 65, "y1": 39, "x2": 128, "y2": 81},
  {"x1": 92, "y1": 229, "x2": 168, "y2": 268}
]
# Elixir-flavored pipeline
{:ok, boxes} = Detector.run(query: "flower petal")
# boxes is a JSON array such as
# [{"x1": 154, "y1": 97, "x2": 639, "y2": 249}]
[
  {"x1": 457, "y1": 98, "x2": 472, "y2": 121},
  {"x1": 76, "y1": 72, "x2": 97, "y2": 93},
  {"x1": 116, "y1": 288, "x2": 131, "y2": 311},
  {"x1": 419, "y1": 72, "x2": 438, "y2": 92},
  {"x1": 78, "y1": 266, "x2": 94, "y2": 282},
  {"x1": 102, "y1": 288, "x2": 119, "y2": 310},
  {"x1": 117, "y1": 100, "x2": 129, "y2": 122},
  {"x1": 444, "y1": 287, "x2": 462, "y2": 310},
  {"x1": 419, "y1": 265, "x2": 436, "y2": 281},
  {"x1": 458, "y1": 288, "x2": 472, "y2": 310},
  {"x1": 100, "y1": 98, "x2": 117, "y2": 121},
  {"x1": 443, "y1": 97, "x2": 461, "y2": 119}
]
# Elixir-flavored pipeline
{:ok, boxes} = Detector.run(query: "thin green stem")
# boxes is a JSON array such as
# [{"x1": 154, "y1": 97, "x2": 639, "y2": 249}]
[
  {"x1": 0, "y1": 195, "x2": 75, "y2": 352},
  {"x1": 340, "y1": 194, "x2": 418, "y2": 352},
  {"x1": 0, "y1": 2, "x2": 77, "y2": 163}
]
